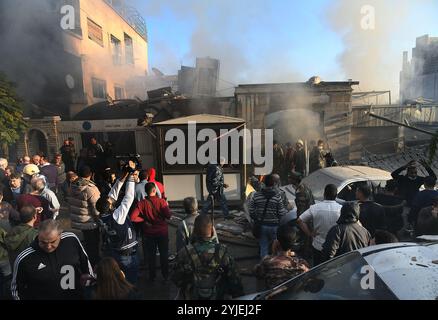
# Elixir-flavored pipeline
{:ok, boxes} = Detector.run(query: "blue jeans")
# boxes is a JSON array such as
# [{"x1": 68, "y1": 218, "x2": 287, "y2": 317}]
[
  {"x1": 110, "y1": 251, "x2": 139, "y2": 285},
  {"x1": 201, "y1": 193, "x2": 229, "y2": 217},
  {"x1": 259, "y1": 225, "x2": 278, "y2": 259}
]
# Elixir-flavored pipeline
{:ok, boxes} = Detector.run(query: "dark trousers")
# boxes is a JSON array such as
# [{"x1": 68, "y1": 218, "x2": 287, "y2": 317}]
[
  {"x1": 312, "y1": 247, "x2": 324, "y2": 267},
  {"x1": 143, "y1": 235, "x2": 169, "y2": 280},
  {"x1": 82, "y1": 228, "x2": 101, "y2": 267},
  {"x1": 201, "y1": 192, "x2": 229, "y2": 217},
  {"x1": 0, "y1": 259, "x2": 12, "y2": 300}
]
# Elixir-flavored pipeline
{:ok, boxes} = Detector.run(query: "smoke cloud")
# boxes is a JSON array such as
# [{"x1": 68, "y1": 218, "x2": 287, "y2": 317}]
[
  {"x1": 138, "y1": 0, "x2": 304, "y2": 96},
  {"x1": 0, "y1": 0, "x2": 68, "y2": 115},
  {"x1": 325, "y1": 0, "x2": 434, "y2": 103}
]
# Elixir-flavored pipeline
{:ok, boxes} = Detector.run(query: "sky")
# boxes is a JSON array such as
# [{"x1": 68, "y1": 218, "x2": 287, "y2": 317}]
[{"x1": 131, "y1": 0, "x2": 438, "y2": 99}]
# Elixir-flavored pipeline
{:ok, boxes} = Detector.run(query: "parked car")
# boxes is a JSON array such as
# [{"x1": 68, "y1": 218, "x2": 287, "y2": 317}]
[
  {"x1": 281, "y1": 165, "x2": 392, "y2": 203},
  {"x1": 239, "y1": 240, "x2": 438, "y2": 300}
]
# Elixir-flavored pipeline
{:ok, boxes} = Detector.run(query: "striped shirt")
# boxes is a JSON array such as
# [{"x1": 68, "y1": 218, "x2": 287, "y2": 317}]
[
  {"x1": 300, "y1": 200, "x2": 342, "y2": 251},
  {"x1": 248, "y1": 188, "x2": 287, "y2": 225}
]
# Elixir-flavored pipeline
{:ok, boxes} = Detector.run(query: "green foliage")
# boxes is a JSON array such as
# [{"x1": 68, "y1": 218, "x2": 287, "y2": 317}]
[{"x1": 0, "y1": 72, "x2": 27, "y2": 145}]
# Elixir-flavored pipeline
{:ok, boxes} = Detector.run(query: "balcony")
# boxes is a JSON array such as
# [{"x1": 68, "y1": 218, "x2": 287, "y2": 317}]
[{"x1": 104, "y1": 0, "x2": 148, "y2": 42}]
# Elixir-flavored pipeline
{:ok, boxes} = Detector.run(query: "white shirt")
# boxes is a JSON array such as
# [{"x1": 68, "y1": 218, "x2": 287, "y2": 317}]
[{"x1": 299, "y1": 200, "x2": 342, "y2": 251}]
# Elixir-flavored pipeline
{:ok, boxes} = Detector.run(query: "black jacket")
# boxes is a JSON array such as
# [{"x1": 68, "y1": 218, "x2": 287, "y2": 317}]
[
  {"x1": 391, "y1": 165, "x2": 436, "y2": 206},
  {"x1": 359, "y1": 201, "x2": 386, "y2": 237},
  {"x1": 322, "y1": 203, "x2": 371, "y2": 261},
  {"x1": 11, "y1": 232, "x2": 94, "y2": 300},
  {"x1": 374, "y1": 193, "x2": 404, "y2": 234},
  {"x1": 206, "y1": 164, "x2": 224, "y2": 195}
]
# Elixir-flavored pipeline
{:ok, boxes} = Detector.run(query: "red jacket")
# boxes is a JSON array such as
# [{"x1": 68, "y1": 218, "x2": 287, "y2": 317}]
[
  {"x1": 130, "y1": 196, "x2": 171, "y2": 237},
  {"x1": 147, "y1": 168, "x2": 166, "y2": 199}
]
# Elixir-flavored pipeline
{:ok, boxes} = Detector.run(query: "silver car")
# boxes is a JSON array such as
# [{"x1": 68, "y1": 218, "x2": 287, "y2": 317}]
[
  {"x1": 240, "y1": 240, "x2": 438, "y2": 300},
  {"x1": 281, "y1": 165, "x2": 392, "y2": 203}
]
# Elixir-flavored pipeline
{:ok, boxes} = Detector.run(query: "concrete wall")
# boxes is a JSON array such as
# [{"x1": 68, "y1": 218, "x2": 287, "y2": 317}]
[{"x1": 16, "y1": 117, "x2": 62, "y2": 160}]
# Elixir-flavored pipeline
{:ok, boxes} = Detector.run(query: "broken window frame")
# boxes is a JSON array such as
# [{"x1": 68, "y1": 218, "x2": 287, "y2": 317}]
[
  {"x1": 87, "y1": 18, "x2": 104, "y2": 47},
  {"x1": 92, "y1": 78, "x2": 107, "y2": 99}
]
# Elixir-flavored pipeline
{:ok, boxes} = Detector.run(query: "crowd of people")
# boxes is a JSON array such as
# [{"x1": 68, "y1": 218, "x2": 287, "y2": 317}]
[
  {"x1": 272, "y1": 139, "x2": 336, "y2": 185},
  {"x1": 0, "y1": 137, "x2": 245, "y2": 300},
  {"x1": 247, "y1": 158, "x2": 438, "y2": 290},
  {"x1": 1, "y1": 134, "x2": 438, "y2": 300}
]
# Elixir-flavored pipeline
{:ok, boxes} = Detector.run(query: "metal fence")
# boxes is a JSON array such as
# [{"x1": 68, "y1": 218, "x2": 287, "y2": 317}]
[{"x1": 352, "y1": 105, "x2": 438, "y2": 127}]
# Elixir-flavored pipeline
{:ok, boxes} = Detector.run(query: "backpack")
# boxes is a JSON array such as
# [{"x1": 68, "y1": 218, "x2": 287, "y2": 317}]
[{"x1": 184, "y1": 243, "x2": 227, "y2": 300}]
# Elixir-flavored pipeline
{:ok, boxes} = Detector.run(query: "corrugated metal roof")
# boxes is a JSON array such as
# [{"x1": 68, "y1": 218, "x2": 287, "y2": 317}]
[
  {"x1": 361, "y1": 145, "x2": 438, "y2": 176},
  {"x1": 153, "y1": 114, "x2": 245, "y2": 125}
]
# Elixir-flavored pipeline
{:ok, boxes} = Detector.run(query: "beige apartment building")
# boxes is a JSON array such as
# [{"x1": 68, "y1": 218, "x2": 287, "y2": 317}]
[{"x1": 63, "y1": 0, "x2": 149, "y2": 116}]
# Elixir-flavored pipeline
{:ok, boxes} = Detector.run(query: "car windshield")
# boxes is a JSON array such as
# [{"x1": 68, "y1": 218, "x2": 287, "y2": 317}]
[
  {"x1": 262, "y1": 251, "x2": 397, "y2": 300},
  {"x1": 301, "y1": 172, "x2": 342, "y2": 200}
]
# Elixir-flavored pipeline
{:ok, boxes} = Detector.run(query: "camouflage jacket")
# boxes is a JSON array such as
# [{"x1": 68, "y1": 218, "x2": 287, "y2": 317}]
[
  {"x1": 206, "y1": 164, "x2": 224, "y2": 195},
  {"x1": 295, "y1": 184, "x2": 315, "y2": 216},
  {"x1": 171, "y1": 238, "x2": 244, "y2": 300},
  {"x1": 254, "y1": 252, "x2": 310, "y2": 289}
]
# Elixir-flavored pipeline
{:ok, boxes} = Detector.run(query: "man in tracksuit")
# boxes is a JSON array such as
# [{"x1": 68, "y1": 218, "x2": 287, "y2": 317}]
[
  {"x1": 96, "y1": 162, "x2": 139, "y2": 285},
  {"x1": 11, "y1": 219, "x2": 94, "y2": 300}
]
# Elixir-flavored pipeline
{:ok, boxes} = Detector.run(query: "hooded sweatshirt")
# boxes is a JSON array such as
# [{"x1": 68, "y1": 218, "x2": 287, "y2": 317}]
[
  {"x1": 322, "y1": 202, "x2": 371, "y2": 261},
  {"x1": 248, "y1": 187, "x2": 287, "y2": 226},
  {"x1": 146, "y1": 168, "x2": 166, "y2": 199},
  {"x1": 3, "y1": 224, "x2": 38, "y2": 267}
]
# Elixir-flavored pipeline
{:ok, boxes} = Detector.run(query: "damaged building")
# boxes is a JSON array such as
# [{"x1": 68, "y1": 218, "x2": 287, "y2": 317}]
[
  {"x1": 0, "y1": 0, "x2": 149, "y2": 119},
  {"x1": 400, "y1": 34, "x2": 438, "y2": 104},
  {"x1": 235, "y1": 77, "x2": 359, "y2": 162}
]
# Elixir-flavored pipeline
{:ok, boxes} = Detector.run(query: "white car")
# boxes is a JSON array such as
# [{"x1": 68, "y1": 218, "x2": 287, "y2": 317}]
[
  {"x1": 281, "y1": 166, "x2": 393, "y2": 203},
  {"x1": 239, "y1": 240, "x2": 438, "y2": 300}
]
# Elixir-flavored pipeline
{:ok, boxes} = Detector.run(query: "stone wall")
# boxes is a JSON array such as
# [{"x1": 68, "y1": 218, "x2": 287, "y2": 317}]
[{"x1": 15, "y1": 116, "x2": 62, "y2": 160}]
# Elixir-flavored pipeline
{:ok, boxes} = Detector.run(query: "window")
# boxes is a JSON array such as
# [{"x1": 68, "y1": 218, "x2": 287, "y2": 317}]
[
  {"x1": 266, "y1": 252, "x2": 397, "y2": 300},
  {"x1": 87, "y1": 18, "x2": 103, "y2": 46},
  {"x1": 114, "y1": 86, "x2": 124, "y2": 100},
  {"x1": 124, "y1": 33, "x2": 134, "y2": 64},
  {"x1": 110, "y1": 35, "x2": 122, "y2": 65},
  {"x1": 337, "y1": 181, "x2": 365, "y2": 202},
  {"x1": 92, "y1": 78, "x2": 107, "y2": 99}
]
